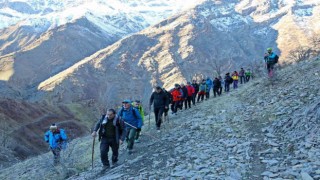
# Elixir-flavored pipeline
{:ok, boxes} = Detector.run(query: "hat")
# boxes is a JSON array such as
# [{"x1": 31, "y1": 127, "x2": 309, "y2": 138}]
[
  {"x1": 267, "y1": 47, "x2": 272, "y2": 51},
  {"x1": 135, "y1": 100, "x2": 141, "y2": 103},
  {"x1": 187, "y1": 82, "x2": 191, "y2": 85},
  {"x1": 122, "y1": 99, "x2": 131, "y2": 103},
  {"x1": 155, "y1": 86, "x2": 162, "y2": 90},
  {"x1": 174, "y1": 84, "x2": 179, "y2": 87},
  {"x1": 50, "y1": 123, "x2": 57, "y2": 130}
]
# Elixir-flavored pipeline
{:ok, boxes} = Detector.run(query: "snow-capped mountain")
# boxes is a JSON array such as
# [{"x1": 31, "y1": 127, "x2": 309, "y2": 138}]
[{"x1": 0, "y1": 0, "x2": 201, "y2": 32}]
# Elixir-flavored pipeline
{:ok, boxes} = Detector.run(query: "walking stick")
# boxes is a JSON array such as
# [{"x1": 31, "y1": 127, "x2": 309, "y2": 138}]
[
  {"x1": 91, "y1": 136, "x2": 95, "y2": 170},
  {"x1": 148, "y1": 106, "x2": 151, "y2": 129}
]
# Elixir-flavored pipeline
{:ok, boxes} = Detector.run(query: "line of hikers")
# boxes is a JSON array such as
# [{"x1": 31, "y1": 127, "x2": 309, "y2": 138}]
[
  {"x1": 43, "y1": 69, "x2": 253, "y2": 169},
  {"x1": 43, "y1": 48, "x2": 278, "y2": 171}
]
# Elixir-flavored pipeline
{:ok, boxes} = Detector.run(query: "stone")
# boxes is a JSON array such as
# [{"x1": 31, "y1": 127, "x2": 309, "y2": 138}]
[
  {"x1": 301, "y1": 172, "x2": 314, "y2": 180},
  {"x1": 261, "y1": 171, "x2": 279, "y2": 178}
]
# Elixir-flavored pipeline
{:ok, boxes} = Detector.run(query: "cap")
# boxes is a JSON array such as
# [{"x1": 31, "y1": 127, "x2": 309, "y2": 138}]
[
  {"x1": 50, "y1": 123, "x2": 57, "y2": 130},
  {"x1": 122, "y1": 99, "x2": 131, "y2": 103},
  {"x1": 174, "y1": 83, "x2": 179, "y2": 87},
  {"x1": 267, "y1": 47, "x2": 272, "y2": 51},
  {"x1": 135, "y1": 100, "x2": 141, "y2": 103}
]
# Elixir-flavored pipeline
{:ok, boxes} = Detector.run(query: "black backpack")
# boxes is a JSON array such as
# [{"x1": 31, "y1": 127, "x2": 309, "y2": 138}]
[
  {"x1": 228, "y1": 76, "x2": 233, "y2": 84},
  {"x1": 274, "y1": 55, "x2": 279, "y2": 63}
]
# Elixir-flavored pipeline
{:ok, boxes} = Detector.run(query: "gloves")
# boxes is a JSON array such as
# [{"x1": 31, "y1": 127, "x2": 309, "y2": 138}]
[{"x1": 137, "y1": 128, "x2": 141, "y2": 132}]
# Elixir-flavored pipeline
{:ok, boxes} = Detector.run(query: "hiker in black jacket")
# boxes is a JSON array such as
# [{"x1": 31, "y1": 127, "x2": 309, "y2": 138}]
[
  {"x1": 213, "y1": 77, "x2": 221, "y2": 97},
  {"x1": 92, "y1": 109, "x2": 125, "y2": 169},
  {"x1": 162, "y1": 87, "x2": 172, "y2": 118},
  {"x1": 149, "y1": 86, "x2": 169, "y2": 131},
  {"x1": 191, "y1": 80, "x2": 199, "y2": 105},
  {"x1": 180, "y1": 83, "x2": 188, "y2": 110}
]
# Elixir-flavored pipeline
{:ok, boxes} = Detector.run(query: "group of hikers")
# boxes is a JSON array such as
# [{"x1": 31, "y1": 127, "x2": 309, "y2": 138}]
[{"x1": 44, "y1": 48, "x2": 279, "y2": 170}]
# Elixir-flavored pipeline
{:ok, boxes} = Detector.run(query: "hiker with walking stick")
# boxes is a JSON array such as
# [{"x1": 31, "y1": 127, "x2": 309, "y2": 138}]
[{"x1": 91, "y1": 109, "x2": 125, "y2": 170}]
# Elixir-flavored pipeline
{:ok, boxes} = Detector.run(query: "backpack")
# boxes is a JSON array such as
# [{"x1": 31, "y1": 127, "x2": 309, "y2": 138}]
[
  {"x1": 274, "y1": 55, "x2": 279, "y2": 63},
  {"x1": 228, "y1": 76, "x2": 233, "y2": 84},
  {"x1": 119, "y1": 107, "x2": 138, "y2": 119}
]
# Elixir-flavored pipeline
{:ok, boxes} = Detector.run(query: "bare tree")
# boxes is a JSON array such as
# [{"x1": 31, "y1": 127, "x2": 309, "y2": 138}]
[
  {"x1": 288, "y1": 46, "x2": 312, "y2": 62},
  {"x1": 310, "y1": 34, "x2": 320, "y2": 56}
]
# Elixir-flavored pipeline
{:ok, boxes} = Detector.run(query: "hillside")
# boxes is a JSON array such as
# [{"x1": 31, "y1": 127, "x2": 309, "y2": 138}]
[
  {"x1": 0, "y1": 59, "x2": 319, "y2": 179},
  {"x1": 0, "y1": 0, "x2": 319, "y2": 173},
  {"x1": 36, "y1": 0, "x2": 320, "y2": 107}
]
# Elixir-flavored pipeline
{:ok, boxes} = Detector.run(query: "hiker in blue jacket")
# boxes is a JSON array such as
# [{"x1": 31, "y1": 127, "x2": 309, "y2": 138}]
[
  {"x1": 44, "y1": 124, "x2": 67, "y2": 165},
  {"x1": 205, "y1": 77, "x2": 213, "y2": 99},
  {"x1": 118, "y1": 100, "x2": 142, "y2": 154}
]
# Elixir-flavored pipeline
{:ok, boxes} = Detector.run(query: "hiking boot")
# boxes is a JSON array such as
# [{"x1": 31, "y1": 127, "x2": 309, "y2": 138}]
[
  {"x1": 135, "y1": 139, "x2": 140, "y2": 143},
  {"x1": 128, "y1": 149, "x2": 133, "y2": 155}
]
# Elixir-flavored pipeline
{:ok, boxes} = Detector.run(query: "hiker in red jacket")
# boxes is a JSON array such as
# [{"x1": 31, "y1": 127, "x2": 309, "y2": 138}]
[
  {"x1": 171, "y1": 84, "x2": 182, "y2": 115},
  {"x1": 186, "y1": 82, "x2": 195, "y2": 109}
]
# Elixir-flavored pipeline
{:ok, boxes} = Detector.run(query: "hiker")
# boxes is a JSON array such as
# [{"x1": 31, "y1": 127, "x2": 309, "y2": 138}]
[
  {"x1": 132, "y1": 100, "x2": 144, "y2": 143},
  {"x1": 218, "y1": 76, "x2": 223, "y2": 95},
  {"x1": 264, "y1": 47, "x2": 279, "y2": 76},
  {"x1": 118, "y1": 100, "x2": 142, "y2": 154},
  {"x1": 232, "y1": 71, "x2": 239, "y2": 89},
  {"x1": 224, "y1": 73, "x2": 232, "y2": 92},
  {"x1": 245, "y1": 69, "x2": 252, "y2": 82},
  {"x1": 92, "y1": 109, "x2": 125, "y2": 169},
  {"x1": 239, "y1": 68, "x2": 245, "y2": 84},
  {"x1": 197, "y1": 79, "x2": 206, "y2": 102},
  {"x1": 162, "y1": 87, "x2": 173, "y2": 118},
  {"x1": 186, "y1": 82, "x2": 195, "y2": 109},
  {"x1": 171, "y1": 84, "x2": 182, "y2": 115},
  {"x1": 180, "y1": 83, "x2": 188, "y2": 110},
  {"x1": 191, "y1": 80, "x2": 199, "y2": 105},
  {"x1": 205, "y1": 77, "x2": 213, "y2": 99},
  {"x1": 150, "y1": 86, "x2": 169, "y2": 131},
  {"x1": 44, "y1": 123, "x2": 67, "y2": 165},
  {"x1": 213, "y1": 77, "x2": 221, "y2": 97}
]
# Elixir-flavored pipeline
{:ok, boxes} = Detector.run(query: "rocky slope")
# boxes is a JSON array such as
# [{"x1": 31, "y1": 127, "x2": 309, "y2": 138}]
[{"x1": 0, "y1": 58, "x2": 318, "y2": 179}]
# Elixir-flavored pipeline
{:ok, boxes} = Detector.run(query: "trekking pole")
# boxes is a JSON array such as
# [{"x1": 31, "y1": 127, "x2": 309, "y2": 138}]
[
  {"x1": 148, "y1": 106, "x2": 151, "y2": 129},
  {"x1": 91, "y1": 136, "x2": 95, "y2": 170}
]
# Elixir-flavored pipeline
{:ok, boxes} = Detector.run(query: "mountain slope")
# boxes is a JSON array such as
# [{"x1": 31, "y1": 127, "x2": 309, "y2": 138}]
[
  {"x1": 0, "y1": 57, "x2": 319, "y2": 179},
  {"x1": 37, "y1": 0, "x2": 320, "y2": 107}
]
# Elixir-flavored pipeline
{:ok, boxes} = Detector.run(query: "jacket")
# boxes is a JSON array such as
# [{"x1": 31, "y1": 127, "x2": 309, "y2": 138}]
[
  {"x1": 264, "y1": 52, "x2": 277, "y2": 64},
  {"x1": 206, "y1": 78, "x2": 213, "y2": 90},
  {"x1": 192, "y1": 83, "x2": 199, "y2": 92},
  {"x1": 118, "y1": 107, "x2": 143, "y2": 129},
  {"x1": 93, "y1": 114, "x2": 125, "y2": 142},
  {"x1": 232, "y1": 72, "x2": 239, "y2": 80},
  {"x1": 186, "y1": 85, "x2": 195, "y2": 96},
  {"x1": 150, "y1": 90, "x2": 169, "y2": 108},
  {"x1": 213, "y1": 79, "x2": 221, "y2": 88},
  {"x1": 44, "y1": 129, "x2": 67, "y2": 149},
  {"x1": 199, "y1": 83, "x2": 207, "y2": 92},
  {"x1": 181, "y1": 86, "x2": 188, "y2": 99},
  {"x1": 239, "y1": 69, "x2": 245, "y2": 76},
  {"x1": 171, "y1": 88, "x2": 182, "y2": 102}
]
